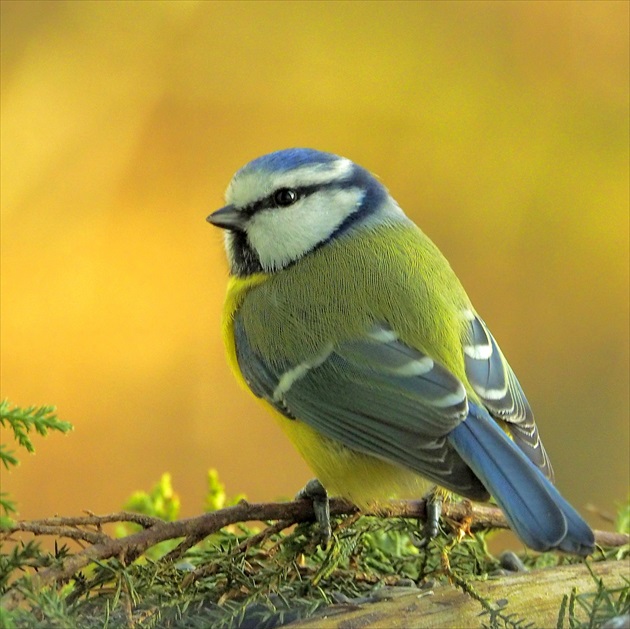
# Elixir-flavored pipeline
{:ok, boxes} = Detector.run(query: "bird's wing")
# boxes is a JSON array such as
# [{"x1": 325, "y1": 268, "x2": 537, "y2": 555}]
[
  {"x1": 234, "y1": 316, "x2": 489, "y2": 500},
  {"x1": 234, "y1": 313, "x2": 595, "y2": 554},
  {"x1": 461, "y1": 310, "x2": 554, "y2": 480}
]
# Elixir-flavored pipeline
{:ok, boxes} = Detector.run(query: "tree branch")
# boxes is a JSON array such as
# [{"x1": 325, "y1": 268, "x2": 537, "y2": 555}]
[{"x1": 2, "y1": 497, "x2": 627, "y2": 611}]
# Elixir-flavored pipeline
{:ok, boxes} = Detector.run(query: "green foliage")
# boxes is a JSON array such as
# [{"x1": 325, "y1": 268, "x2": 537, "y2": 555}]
[
  {"x1": 616, "y1": 498, "x2": 630, "y2": 535},
  {"x1": 120, "y1": 473, "x2": 181, "y2": 524},
  {"x1": 0, "y1": 400, "x2": 73, "y2": 461},
  {"x1": 205, "y1": 468, "x2": 246, "y2": 512},
  {"x1": 556, "y1": 564, "x2": 630, "y2": 629},
  {"x1": 0, "y1": 400, "x2": 73, "y2": 524},
  {"x1": 205, "y1": 468, "x2": 228, "y2": 512}
]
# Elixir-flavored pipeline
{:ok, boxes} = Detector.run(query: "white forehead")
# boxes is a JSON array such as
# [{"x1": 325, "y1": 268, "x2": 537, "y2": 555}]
[{"x1": 225, "y1": 157, "x2": 354, "y2": 209}]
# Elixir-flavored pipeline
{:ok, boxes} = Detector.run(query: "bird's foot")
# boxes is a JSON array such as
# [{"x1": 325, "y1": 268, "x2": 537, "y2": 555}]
[{"x1": 296, "y1": 478, "x2": 331, "y2": 547}]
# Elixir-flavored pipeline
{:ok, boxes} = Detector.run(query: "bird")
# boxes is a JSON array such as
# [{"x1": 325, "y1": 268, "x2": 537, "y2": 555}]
[{"x1": 207, "y1": 147, "x2": 595, "y2": 556}]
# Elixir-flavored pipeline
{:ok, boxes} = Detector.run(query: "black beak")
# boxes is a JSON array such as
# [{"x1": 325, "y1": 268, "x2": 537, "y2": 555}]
[{"x1": 206, "y1": 205, "x2": 247, "y2": 231}]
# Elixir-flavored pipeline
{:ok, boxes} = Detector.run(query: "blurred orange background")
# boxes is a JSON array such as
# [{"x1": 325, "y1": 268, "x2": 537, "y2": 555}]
[{"x1": 1, "y1": 1, "x2": 628, "y2": 535}]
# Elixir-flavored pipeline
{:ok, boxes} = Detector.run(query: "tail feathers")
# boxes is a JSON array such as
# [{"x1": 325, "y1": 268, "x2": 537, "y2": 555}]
[{"x1": 449, "y1": 405, "x2": 594, "y2": 556}]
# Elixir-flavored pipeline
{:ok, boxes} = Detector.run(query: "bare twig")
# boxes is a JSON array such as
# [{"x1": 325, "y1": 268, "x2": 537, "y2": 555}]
[
  {"x1": 4, "y1": 523, "x2": 109, "y2": 545},
  {"x1": 592, "y1": 529, "x2": 629, "y2": 548},
  {"x1": 5, "y1": 511, "x2": 164, "y2": 531}
]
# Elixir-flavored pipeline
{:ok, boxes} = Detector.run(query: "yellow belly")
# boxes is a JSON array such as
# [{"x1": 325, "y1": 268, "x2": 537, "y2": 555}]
[{"x1": 273, "y1": 408, "x2": 429, "y2": 507}]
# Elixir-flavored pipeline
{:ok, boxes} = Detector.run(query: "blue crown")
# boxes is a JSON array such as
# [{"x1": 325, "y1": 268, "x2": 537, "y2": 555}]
[{"x1": 240, "y1": 148, "x2": 342, "y2": 175}]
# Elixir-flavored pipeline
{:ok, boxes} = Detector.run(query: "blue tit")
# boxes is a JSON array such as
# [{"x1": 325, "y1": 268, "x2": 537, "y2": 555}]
[{"x1": 207, "y1": 148, "x2": 594, "y2": 556}]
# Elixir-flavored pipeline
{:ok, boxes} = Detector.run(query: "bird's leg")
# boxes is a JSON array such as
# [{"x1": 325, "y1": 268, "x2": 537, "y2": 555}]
[
  {"x1": 413, "y1": 486, "x2": 449, "y2": 548},
  {"x1": 424, "y1": 487, "x2": 444, "y2": 540},
  {"x1": 296, "y1": 478, "x2": 331, "y2": 546}
]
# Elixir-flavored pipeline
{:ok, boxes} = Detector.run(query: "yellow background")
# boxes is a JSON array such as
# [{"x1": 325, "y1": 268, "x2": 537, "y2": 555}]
[{"x1": 1, "y1": 1, "x2": 628, "y2": 536}]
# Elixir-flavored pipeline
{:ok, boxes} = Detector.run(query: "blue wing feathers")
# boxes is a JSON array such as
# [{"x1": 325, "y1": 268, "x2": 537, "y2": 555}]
[
  {"x1": 235, "y1": 313, "x2": 594, "y2": 555},
  {"x1": 464, "y1": 314, "x2": 555, "y2": 481},
  {"x1": 449, "y1": 404, "x2": 594, "y2": 555}
]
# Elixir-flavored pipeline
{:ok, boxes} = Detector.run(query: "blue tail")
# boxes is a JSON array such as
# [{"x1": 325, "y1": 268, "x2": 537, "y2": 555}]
[{"x1": 449, "y1": 405, "x2": 594, "y2": 555}]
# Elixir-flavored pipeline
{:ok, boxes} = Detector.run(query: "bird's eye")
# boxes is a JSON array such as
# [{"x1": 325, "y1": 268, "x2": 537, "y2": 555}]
[{"x1": 273, "y1": 188, "x2": 298, "y2": 207}]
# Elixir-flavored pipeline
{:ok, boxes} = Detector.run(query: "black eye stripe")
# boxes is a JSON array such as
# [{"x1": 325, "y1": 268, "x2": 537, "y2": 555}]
[{"x1": 241, "y1": 182, "x2": 338, "y2": 216}]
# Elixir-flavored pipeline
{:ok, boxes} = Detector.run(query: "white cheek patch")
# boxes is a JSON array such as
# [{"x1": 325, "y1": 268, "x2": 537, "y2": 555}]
[
  {"x1": 226, "y1": 158, "x2": 353, "y2": 209},
  {"x1": 247, "y1": 187, "x2": 364, "y2": 271}
]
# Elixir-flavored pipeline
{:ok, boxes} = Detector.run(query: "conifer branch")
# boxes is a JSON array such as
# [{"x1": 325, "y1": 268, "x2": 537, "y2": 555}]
[{"x1": 2, "y1": 496, "x2": 627, "y2": 610}]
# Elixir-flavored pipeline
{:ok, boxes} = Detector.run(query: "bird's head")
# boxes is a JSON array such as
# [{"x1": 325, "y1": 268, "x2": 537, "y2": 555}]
[{"x1": 207, "y1": 148, "x2": 406, "y2": 276}]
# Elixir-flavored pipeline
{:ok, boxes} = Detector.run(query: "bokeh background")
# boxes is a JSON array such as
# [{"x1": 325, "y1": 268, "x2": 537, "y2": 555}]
[{"x1": 1, "y1": 1, "x2": 628, "y2": 539}]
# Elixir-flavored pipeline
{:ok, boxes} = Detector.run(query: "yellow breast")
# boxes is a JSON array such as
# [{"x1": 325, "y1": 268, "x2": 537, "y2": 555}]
[{"x1": 221, "y1": 273, "x2": 268, "y2": 391}]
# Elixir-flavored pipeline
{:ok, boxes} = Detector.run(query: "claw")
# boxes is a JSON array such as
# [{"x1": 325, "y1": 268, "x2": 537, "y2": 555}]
[
  {"x1": 455, "y1": 513, "x2": 473, "y2": 543},
  {"x1": 296, "y1": 479, "x2": 331, "y2": 546}
]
